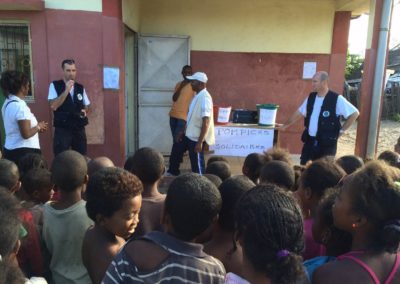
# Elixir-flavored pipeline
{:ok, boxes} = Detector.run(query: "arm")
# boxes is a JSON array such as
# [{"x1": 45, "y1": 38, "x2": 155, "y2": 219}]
[
  {"x1": 18, "y1": 120, "x2": 48, "y2": 139},
  {"x1": 341, "y1": 110, "x2": 359, "y2": 132},
  {"x1": 278, "y1": 110, "x2": 303, "y2": 131},
  {"x1": 194, "y1": 116, "x2": 210, "y2": 153},
  {"x1": 172, "y1": 82, "x2": 185, "y2": 102},
  {"x1": 49, "y1": 80, "x2": 74, "y2": 111}
]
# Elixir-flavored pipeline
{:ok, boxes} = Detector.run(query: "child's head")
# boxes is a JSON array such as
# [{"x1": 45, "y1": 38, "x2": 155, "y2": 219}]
[
  {"x1": 51, "y1": 150, "x2": 88, "y2": 192},
  {"x1": 203, "y1": 174, "x2": 223, "y2": 188},
  {"x1": 17, "y1": 153, "x2": 48, "y2": 178},
  {"x1": 124, "y1": 147, "x2": 165, "y2": 185},
  {"x1": 86, "y1": 167, "x2": 143, "y2": 239},
  {"x1": 333, "y1": 160, "x2": 400, "y2": 253},
  {"x1": 298, "y1": 159, "x2": 345, "y2": 213},
  {"x1": 235, "y1": 184, "x2": 306, "y2": 284},
  {"x1": 312, "y1": 188, "x2": 352, "y2": 256},
  {"x1": 205, "y1": 161, "x2": 231, "y2": 181},
  {"x1": 242, "y1": 153, "x2": 265, "y2": 183},
  {"x1": 0, "y1": 188, "x2": 21, "y2": 260},
  {"x1": 164, "y1": 173, "x2": 222, "y2": 242},
  {"x1": 207, "y1": 156, "x2": 229, "y2": 167},
  {"x1": 264, "y1": 147, "x2": 293, "y2": 165},
  {"x1": 335, "y1": 155, "x2": 364, "y2": 174},
  {"x1": 259, "y1": 160, "x2": 295, "y2": 191},
  {"x1": 21, "y1": 168, "x2": 54, "y2": 204},
  {"x1": 87, "y1": 156, "x2": 114, "y2": 176},
  {"x1": 218, "y1": 175, "x2": 254, "y2": 232},
  {"x1": 0, "y1": 159, "x2": 20, "y2": 193},
  {"x1": 377, "y1": 150, "x2": 400, "y2": 168}
]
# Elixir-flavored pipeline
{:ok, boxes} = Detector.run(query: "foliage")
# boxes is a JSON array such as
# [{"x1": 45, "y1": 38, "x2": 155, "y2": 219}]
[{"x1": 345, "y1": 53, "x2": 364, "y2": 80}]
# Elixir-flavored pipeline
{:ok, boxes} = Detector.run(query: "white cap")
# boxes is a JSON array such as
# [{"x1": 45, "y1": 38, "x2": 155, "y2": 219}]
[{"x1": 186, "y1": 72, "x2": 208, "y2": 83}]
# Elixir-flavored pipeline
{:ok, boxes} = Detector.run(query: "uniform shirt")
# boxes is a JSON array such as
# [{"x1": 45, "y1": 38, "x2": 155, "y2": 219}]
[
  {"x1": 298, "y1": 94, "x2": 358, "y2": 137},
  {"x1": 1, "y1": 95, "x2": 40, "y2": 150},
  {"x1": 103, "y1": 231, "x2": 226, "y2": 283},
  {"x1": 48, "y1": 83, "x2": 90, "y2": 106}
]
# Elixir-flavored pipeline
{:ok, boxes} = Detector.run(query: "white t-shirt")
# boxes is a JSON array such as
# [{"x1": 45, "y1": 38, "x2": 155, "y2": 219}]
[
  {"x1": 1, "y1": 95, "x2": 40, "y2": 150},
  {"x1": 186, "y1": 88, "x2": 213, "y2": 142},
  {"x1": 298, "y1": 94, "x2": 358, "y2": 137},
  {"x1": 48, "y1": 83, "x2": 90, "y2": 106}
]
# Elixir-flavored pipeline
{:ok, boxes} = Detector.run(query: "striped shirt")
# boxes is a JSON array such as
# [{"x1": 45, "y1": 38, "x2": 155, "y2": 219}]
[{"x1": 102, "y1": 231, "x2": 225, "y2": 283}]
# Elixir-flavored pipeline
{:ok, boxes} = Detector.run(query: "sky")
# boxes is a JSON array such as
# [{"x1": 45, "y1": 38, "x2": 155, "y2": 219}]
[{"x1": 348, "y1": 0, "x2": 400, "y2": 56}]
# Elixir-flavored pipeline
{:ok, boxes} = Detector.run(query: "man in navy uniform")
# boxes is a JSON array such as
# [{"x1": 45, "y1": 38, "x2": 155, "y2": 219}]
[
  {"x1": 48, "y1": 59, "x2": 90, "y2": 156},
  {"x1": 279, "y1": 71, "x2": 359, "y2": 165}
]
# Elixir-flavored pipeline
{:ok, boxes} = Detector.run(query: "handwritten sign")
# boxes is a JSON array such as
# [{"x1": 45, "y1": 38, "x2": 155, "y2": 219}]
[{"x1": 210, "y1": 126, "x2": 274, "y2": 157}]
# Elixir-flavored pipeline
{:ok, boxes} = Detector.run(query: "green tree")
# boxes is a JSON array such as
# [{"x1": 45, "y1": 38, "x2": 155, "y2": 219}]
[{"x1": 345, "y1": 53, "x2": 364, "y2": 80}]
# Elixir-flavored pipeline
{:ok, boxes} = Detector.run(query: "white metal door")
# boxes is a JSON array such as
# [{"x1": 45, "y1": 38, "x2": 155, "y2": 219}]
[{"x1": 138, "y1": 35, "x2": 190, "y2": 153}]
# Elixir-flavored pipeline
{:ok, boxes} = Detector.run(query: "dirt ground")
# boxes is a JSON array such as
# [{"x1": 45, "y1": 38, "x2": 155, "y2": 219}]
[{"x1": 337, "y1": 120, "x2": 400, "y2": 157}]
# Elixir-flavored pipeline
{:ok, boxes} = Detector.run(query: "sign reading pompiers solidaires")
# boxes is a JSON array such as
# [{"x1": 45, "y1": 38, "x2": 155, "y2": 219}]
[{"x1": 211, "y1": 126, "x2": 274, "y2": 157}]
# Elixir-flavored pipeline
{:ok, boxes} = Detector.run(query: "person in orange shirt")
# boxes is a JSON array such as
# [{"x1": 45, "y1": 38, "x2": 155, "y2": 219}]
[{"x1": 167, "y1": 65, "x2": 195, "y2": 176}]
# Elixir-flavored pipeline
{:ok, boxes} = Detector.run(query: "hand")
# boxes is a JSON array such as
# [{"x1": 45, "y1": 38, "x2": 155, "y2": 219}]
[
  {"x1": 80, "y1": 109, "x2": 87, "y2": 118},
  {"x1": 38, "y1": 121, "x2": 48, "y2": 133},
  {"x1": 66, "y1": 80, "x2": 74, "y2": 93},
  {"x1": 276, "y1": 124, "x2": 288, "y2": 131},
  {"x1": 194, "y1": 141, "x2": 203, "y2": 153}
]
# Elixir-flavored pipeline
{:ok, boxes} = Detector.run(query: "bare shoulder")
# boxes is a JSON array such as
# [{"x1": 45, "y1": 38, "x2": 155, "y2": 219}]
[
  {"x1": 125, "y1": 239, "x2": 169, "y2": 271},
  {"x1": 312, "y1": 259, "x2": 364, "y2": 284}
]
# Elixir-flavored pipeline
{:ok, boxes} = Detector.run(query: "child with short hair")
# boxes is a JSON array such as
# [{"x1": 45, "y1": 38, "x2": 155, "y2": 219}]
[
  {"x1": 335, "y1": 154, "x2": 364, "y2": 174},
  {"x1": 259, "y1": 160, "x2": 295, "y2": 191},
  {"x1": 297, "y1": 159, "x2": 345, "y2": 260},
  {"x1": 83, "y1": 167, "x2": 143, "y2": 284},
  {"x1": 207, "y1": 155, "x2": 229, "y2": 167},
  {"x1": 103, "y1": 173, "x2": 226, "y2": 283},
  {"x1": 206, "y1": 161, "x2": 232, "y2": 181},
  {"x1": 42, "y1": 150, "x2": 93, "y2": 283},
  {"x1": 304, "y1": 188, "x2": 352, "y2": 280},
  {"x1": 205, "y1": 175, "x2": 254, "y2": 274},
  {"x1": 124, "y1": 147, "x2": 166, "y2": 237},
  {"x1": 87, "y1": 156, "x2": 114, "y2": 177},
  {"x1": 225, "y1": 184, "x2": 306, "y2": 284},
  {"x1": 378, "y1": 150, "x2": 400, "y2": 168},
  {"x1": 242, "y1": 153, "x2": 265, "y2": 183},
  {"x1": 314, "y1": 160, "x2": 400, "y2": 284},
  {"x1": 264, "y1": 147, "x2": 293, "y2": 165}
]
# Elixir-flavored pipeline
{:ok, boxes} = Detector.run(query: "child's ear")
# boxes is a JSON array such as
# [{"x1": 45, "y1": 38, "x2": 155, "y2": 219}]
[
  {"x1": 242, "y1": 165, "x2": 248, "y2": 175},
  {"x1": 84, "y1": 174, "x2": 89, "y2": 185},
  {"x1": 10, "y1": 181, "x2": 21, "y2": 194}
]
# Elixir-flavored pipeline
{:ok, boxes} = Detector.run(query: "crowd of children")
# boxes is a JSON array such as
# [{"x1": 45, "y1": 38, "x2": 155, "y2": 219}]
[{"x1": 0, "y1": 146, "x2": 400, "y2": 284}]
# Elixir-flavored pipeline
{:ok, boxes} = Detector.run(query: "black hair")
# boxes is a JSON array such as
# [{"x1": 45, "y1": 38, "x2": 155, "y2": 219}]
[
  {"x1": 87, "y1": 156, "x2": 114, "y2": 176},
  {"x1": 51, "y1": 150, "x2": 87, "y2": 192},
  {"x1": 17, "y1": 153, "x2": 48, "y2": 179},
  {"x1": 203, "y1": 174, "x2": 223, "y2": 188},
  {"x1": 335, "y1": 155, "x2": 364, "y2": 174},
  {"x1": 0, "y1": 159, "x2": 19, "y2": 190},
  {"x1": 85, "y1": 167, "x2": 143, "y2": 222},
  {"x1": 378, "y1": 150, "x2": 400, "y2": 168},
  {"x1": 21, "y1": 168, "x2": 53, "y2": 196},
  {"x1": 182, "y1": 65, "x2": 192, "y2": 72},
  {"x1": 348, "y1": 160, "x2": 400, "y2": 253},
  {"x1": 0, "y1": 188, "x2": 21, "y2": 257},
  {"x1": 235, "y1": 185, "x2": 306, "y2": 284},
  {"x1": 124, "y1": 147, "x2": 165, "y2": 184},
  {"x1": 301, "y1": 158, "x2": 345, "y2": 197},
  {"x1": 207, "y1": 156, "x2": 229, "y2": 167},
  {"x1": 165, "y1": 173, "x2": 222, "y2": 241},
  {"x1": 61, "y1": 59, "x2": 75, "y2": 69},
  {"x1": 242, "y1": 153, "x2": 266, "y2": 183},
  {"x1": 259, "y1": 160, "x2": 295, "y2": 190},
  {"x1": 264, "y1": 147, "x2": 293, "y2": 165},
  {"x1": 0, "y1": 70, "x2": 29, "y2": 98},
  {"x1": 316, "y1": 188, "x2": 352, "y2": 256},
  {"x1": 218, "y1": 175, "x2": 254, "y2": 231},
  {"x1": 205, "y1": 161, "x2": 231, "y2": 181}
]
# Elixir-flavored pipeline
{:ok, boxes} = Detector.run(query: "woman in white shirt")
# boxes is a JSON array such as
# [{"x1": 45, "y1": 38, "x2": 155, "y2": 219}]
[{"x1": 1, "y1": 70, "x2": 48, "y2": 164}]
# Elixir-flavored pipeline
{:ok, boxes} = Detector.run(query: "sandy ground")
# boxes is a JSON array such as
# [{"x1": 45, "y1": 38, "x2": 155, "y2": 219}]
[{"x1": 337, "y1": 120, "x2": 400, "y2": 157}]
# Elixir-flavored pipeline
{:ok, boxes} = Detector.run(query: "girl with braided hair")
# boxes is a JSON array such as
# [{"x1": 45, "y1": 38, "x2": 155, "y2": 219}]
[
  {"x1": 225, "y1": 184, "x2": 307, "y2": 284},
  {"x1": 313, "y1": 160, "x2": 400, "y2": 284}
]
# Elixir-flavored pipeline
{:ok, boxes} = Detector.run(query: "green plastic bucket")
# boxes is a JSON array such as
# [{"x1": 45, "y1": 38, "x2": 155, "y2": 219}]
[{"x1": 256, "y1": 104, "x2": 279, "y2": 126}]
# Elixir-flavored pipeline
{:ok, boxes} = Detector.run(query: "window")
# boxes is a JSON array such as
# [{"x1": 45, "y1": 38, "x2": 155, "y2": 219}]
[{"x1": 0, "y1": 23, "x2": 34, "y2": 99}]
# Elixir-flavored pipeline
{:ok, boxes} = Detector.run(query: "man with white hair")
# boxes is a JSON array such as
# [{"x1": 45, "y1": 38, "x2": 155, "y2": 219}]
[
  {"x1": 280, "y1": 71, "x2": 359, "y2": 165},
  {"x1": 184, "y1": 72, "x2": 215, "y2": 174}
]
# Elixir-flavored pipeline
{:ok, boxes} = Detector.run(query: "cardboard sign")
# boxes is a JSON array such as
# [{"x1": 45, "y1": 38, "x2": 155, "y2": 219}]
[{"x1": 211, "y1": 126, "x2": 274, "y2": 157}]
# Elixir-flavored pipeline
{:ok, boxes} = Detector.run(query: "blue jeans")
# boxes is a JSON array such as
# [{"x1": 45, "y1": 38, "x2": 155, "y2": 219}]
[
  {"x1": 185, "y1": 136, "x2": 205, "y2": 174},
  {"x1": 168, "y1": 117, "x2": 187, "y2": 175}
]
